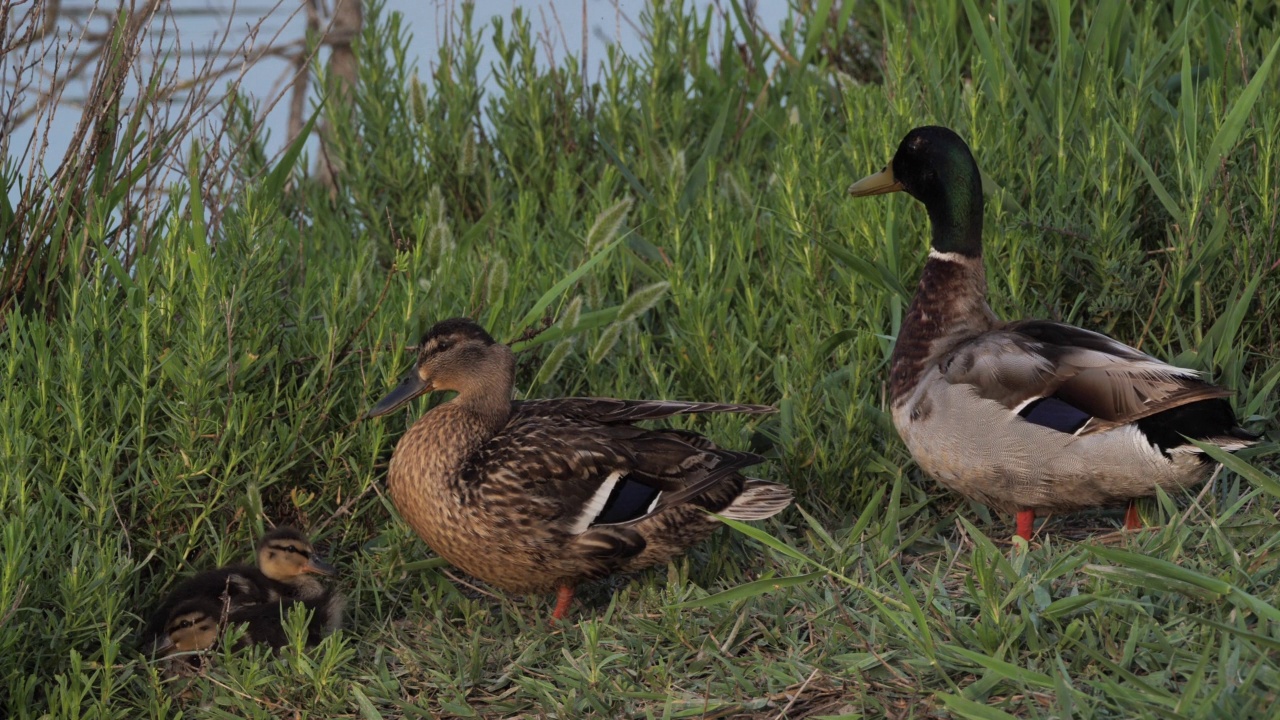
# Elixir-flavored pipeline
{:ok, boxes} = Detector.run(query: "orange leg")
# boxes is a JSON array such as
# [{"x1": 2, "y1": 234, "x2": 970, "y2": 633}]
[
  {"x1": 1124, "y1": 501, "x2": 1141, "y2": 531},
  {"x1": 1015, "y1": 509, "x2": 1035, "y2": 541},
  {"x1": 550, "y1": 585, "x2": 575, "y2": 623}
]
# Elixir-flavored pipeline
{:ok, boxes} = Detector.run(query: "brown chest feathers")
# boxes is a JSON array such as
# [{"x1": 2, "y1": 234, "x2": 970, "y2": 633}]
[{"x1": 889, "y1": 255, "x2": 997, "y2": 404}]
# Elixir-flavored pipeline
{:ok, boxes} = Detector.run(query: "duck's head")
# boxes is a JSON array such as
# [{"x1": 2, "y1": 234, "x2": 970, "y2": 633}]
[
  {"x1": 256, "y1": 527, "x2": 336, "y2": 583},
  {"x1": 154, "y1": 597, "x2": 221, "y2": 656},
  {"x1": 366, "y1": 318, "x2": 515, "y2": 418},
  {"x1": 849, "y1": 126, "x2": 984, "y2": 257}
]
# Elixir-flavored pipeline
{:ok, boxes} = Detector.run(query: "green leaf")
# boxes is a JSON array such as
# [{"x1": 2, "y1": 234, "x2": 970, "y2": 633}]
[
  {"x1": 960, "y1": 0, "x2": 1048, "y2": 142},
  {"x1": 947, "y1": 646, "x2": 1054, "y2": 689},
  {"x1": 598, "y1": 137, "x2": 654, "y2": 206},
  {"x1": 726, "y1": 0, "x2": 765, "y2": 73},
  {"x1": 937, "y1": 693, "x2": 1022, "y2": 720},
  {"x1": 818, "y1": 238, "x2": 909, "y2": 302},
  {"x1": 1189, "y1": 439, "x2": 1280, "y2": 500},
  {"x1": 459, "y1": 205, "x2": 495, "y2": 247},
  {"x1": 402, "y1": 557, "x2": 450, "y2": 573},
  {"x1": 664, "y1": 571, "x2": 824, "y2": 609},
  {"x1": 263, "y1": 107, "x2": 320, "y2": 198},
  {"x1": 512, "y1": 306, "x2": 623, "y2": 353},
  {"x1": 813, "y1": 329, "x2": 860, "y2": 363},
  {"x1": 1202, "y1": 35, "x2": 1280, "y2": 188},
  {"x1": 1113, "y1": 120, "x2": 1184, "y2": 226},
  {"x1": 1041, "y1": 593, "x2": 1097, "y2": 621},
  {"x1": 351, "y1": 686, "x2": 385, "y2": 720},
  {"x1": 1082, "y1": 563, "x2": 1216, "y2": 599},
  {"x1": 799, "y1": 0, "x2": 836, "y2": 67},
  {"x1": 1086, "y1": 546, "x2": 1231, "y2": 595},
  {"x1": 680, "y1": 98, "x2": 730, "y2": 211},
  {"x1": 1086, "y1": 546, "x2": 1280, "y2": 623},
  {"x1": 513, "y1": 237, "x2": 623, "y2": 335},
  {"x1": 1172, "y1": 611, "x2": 1280, "y2": 652},
  {"x1": 713, "y1": 514, "x2": 815, "y2": 567}
]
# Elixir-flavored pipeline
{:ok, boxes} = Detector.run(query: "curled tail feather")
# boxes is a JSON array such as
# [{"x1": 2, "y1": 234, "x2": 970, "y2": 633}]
[{"x1": 719, "y1": 479, "x2": 792, "y2": 521}]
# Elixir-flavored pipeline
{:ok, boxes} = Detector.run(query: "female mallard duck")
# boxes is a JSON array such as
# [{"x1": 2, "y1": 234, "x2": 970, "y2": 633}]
[
  {"x1": 141, "y1": 527, "x2": 343, "y2": 653},
  {"x1": 365, "y1": 318, "x2": 792, "y2": 621},
  {"x1": 848, "y1": 126, "x2": 1259, "y2": 541}
]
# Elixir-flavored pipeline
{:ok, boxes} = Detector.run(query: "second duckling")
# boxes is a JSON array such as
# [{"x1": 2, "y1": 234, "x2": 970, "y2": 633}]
[{"x1": 155, "y1": 595, "x2": 332, "y2": 658}]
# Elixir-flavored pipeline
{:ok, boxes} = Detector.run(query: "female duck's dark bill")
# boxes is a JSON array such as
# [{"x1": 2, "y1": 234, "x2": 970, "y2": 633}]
[
  {"x1": 366, "y1": 372, "x2": 431, "y2": 419},
  {"x1": 848, "y1": 165, "x2": 905, "y2": 197}
]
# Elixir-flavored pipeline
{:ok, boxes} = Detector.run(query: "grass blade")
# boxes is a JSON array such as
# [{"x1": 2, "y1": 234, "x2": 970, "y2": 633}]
[
  {"x1": 937, "y1": 693, "x2": 1021, "y2": 720},
  {"x1": 513, "y1": 237, "x2": 623, "y2": 334},
  {"x1": 1190, "y1": 440, "x2": 1280, "y2": 500},
  {"x1": 1113, "y1": 119, "x2": 1185, "y2": 226},
  {"x1": 1202, "y1": 36, "x2": 1280, "y2": 188},
  {"x1": 713, "y1": 514, "x2": 815, "y2": 567},
  {"x1": 946, "y1": 646, "x2": 1054, "y2": 689},
  {"x1": 665, "y1": 571, "x2": 825, "y2": 610}
]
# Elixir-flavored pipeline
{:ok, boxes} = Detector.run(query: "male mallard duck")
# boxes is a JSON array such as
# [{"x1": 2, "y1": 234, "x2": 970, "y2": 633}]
[
  {"x1": 848, "y1": 126, "x2": 1260, "y2": 541},
  {"x1": 365, "y1": 318, "x2": 793, "y2": 621},
  {"x1": 141, "y1": 527, "x2": 343, "y2": 652}
]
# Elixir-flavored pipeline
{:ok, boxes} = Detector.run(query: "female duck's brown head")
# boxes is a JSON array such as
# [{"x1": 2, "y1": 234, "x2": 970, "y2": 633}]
[{"x1": 366, "y1": 318, "x2": 516, "y2": 418}]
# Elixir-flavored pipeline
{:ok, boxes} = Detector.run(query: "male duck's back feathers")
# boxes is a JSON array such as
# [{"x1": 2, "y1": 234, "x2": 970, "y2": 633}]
[{"x1": 944, "y1": 320, "x2": 1238, "y2": 433}]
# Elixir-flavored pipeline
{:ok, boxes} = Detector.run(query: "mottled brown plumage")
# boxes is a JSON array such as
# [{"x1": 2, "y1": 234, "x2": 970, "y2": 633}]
[
  {"x1": 366, "y1": 318, "x2": 792, "y2": 619},
  {"x1": 850, "y1": 126, "x2": 1259, "y2": 540}
]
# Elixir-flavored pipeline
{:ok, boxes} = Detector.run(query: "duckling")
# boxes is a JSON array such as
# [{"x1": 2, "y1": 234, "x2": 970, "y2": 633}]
[
  {"x1": 848, "y1": 126, "x2": 1260, "y2": 540},
  {"x1": 141, "y1": 527, "x2": 343, "y2": 652},
  {"x1": 153, "y1": 596, "x2": 223, "y2": 658},
  {"x1": 141, "y1": 565, "x2": 272, "y2": 655},
  {"x1": 365, "y1": 318, "x2": 792, "y2": 622},
  {"x1": 255, "y1": 527, "x2": 345, "y2": 634},
  {"x1": 153, "y1": 596, "x2": 331, "y2": 658}
]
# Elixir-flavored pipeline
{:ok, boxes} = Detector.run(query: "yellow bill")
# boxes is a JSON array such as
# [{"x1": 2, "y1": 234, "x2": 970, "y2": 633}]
[{"x1": 847, "y1": 166, "x2": 904, "y2": 196}]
